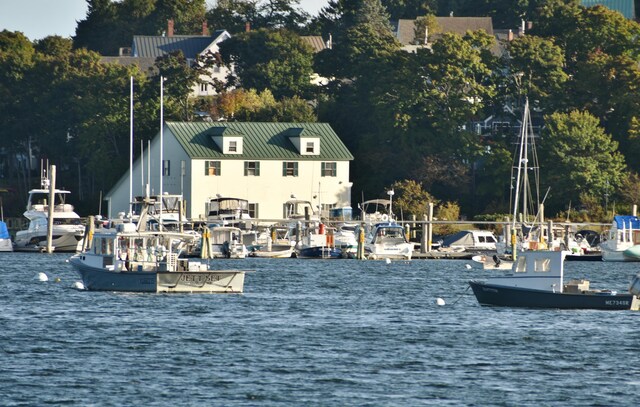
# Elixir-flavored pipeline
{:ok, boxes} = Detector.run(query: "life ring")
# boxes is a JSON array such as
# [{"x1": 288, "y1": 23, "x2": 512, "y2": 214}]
[{"x1": 381, "y1": 214, "x2": 389, "y2": 222}]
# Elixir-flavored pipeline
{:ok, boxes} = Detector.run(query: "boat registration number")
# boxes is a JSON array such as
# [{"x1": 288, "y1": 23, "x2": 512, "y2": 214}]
[
  {"x1": 179, "y1": 273, "x2": 222, "y2": 284},
  {"x1": 605, "y1": 300, "x2": 629, "y2": 306}
]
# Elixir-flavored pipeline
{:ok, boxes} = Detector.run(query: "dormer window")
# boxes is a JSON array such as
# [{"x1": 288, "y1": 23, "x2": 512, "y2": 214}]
[
  {"x1": 286, "y1": 127, "x2": 320, "y2": 156},
  {"x1": 210, "y1": 127, "x2": 243, "y2": 154},
  {"x1": 306, "y1": 142, "x2": 314, "y2": 153}
]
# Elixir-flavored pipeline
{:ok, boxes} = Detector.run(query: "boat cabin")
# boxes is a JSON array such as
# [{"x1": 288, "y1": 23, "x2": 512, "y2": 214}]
[
  {"x1": 206, "y1": 197, "x2": 251, "y2": 226},
  {"x1": 486, "y1": 250, "x2": 567, "y2": 292},
  {"x1": 284, "y1": 199, "x2": 317, "y2": 220},
  {"x1": 84, "y1": 227, "x2": 196, "y2": 273},
  {"x1": 26, "y1": 189, "x2": 76, "y2": 214},
  {"x1": 370, "y1": 223, "x2": 408, "y2": 245}
]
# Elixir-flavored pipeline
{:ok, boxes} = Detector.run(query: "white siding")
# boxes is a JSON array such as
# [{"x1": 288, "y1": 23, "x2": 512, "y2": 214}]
[{"x1": 107, "y1": 126, "x2": 352, "y2": 221}]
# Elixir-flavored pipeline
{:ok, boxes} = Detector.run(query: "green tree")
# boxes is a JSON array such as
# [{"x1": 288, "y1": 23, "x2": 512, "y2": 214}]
[
  {"x1": 34, "y1": 36, "x2": 73, "y2": 57},
  {"x1": 507, "y1": 35, "x2": 568, "y2": 108},
  {"x1": 219, "y1": 28, "x2": 315, "y2": 99},
  {"x1": 383, "y1": 0, "x2": 437, "y2": 20},
  {"x1": 257, "y1": 0, "x2": 310, "y2": 30},
  {"x1": 74, "y1": 0, "x2": 207, "y2": 55},
  {"x1": 206, "y1": 0, "x2": 260, "y2": 34},
  {"x1": 0, "y1": 30, "x2": 36, "y2": 188},
  {"x1": 315, "y1": 0, "x2": 399, "y2": 81},
  {"x1": 539, "y1": 110, "x2": 626, "y2": 214},
  {"x1": 390, "y1": 179, "x2": 438, "y2": 218},
  {"x1": 153, "y1": 50, "x2": 203, "y2": 121}
]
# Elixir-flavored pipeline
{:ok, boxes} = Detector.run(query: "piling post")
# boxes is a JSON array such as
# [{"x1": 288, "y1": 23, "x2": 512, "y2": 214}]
[
  {"x1": 83, "y1": 215, "x2": 95, "y2": 252},
  {"x1": 357, "y1": 222, "x2": 365, "y2": 259},
  {"x1": 420, "y1": 216, "x2": 427, "y2": 254},
  {"x1": 46, "y1": 165, "x2": 56, "y2": 254},
  {"x1": 411, "y1": 214, "x2": 417, "y2": 240},
  {"x1": 427, "y1": 202, "x2": 434, "y2": 253}
]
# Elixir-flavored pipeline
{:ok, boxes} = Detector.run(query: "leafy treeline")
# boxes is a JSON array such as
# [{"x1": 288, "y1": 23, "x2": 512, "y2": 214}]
[{"x1": 1, "y1": 0, "x2": 640, "y2": 221}]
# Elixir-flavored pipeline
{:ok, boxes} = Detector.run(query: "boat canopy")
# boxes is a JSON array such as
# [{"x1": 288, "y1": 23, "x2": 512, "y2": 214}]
[
  {"x1": 613, "y1": 215, "x2": 640, "y2": 229},
  {"x1": 442, "y1": 230, "x2": 496, "y2": 248}
]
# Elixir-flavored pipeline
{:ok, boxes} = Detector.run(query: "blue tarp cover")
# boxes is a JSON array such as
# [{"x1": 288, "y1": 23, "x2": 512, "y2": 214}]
[
  {"x1": 613, "y1": 215, "x2": 640, "y2": 229},
  {"x1": 0, "y1": 221, "x2": 9, "y2": 239}
]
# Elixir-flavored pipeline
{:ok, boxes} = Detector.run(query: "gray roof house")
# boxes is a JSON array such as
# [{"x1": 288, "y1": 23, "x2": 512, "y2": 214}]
[
  {"x1": 394, "y1": 16, "x2": 525, "y2": 56},
  {"x1": 101, "y1": 21, "x2": 231, "y2": 97}
]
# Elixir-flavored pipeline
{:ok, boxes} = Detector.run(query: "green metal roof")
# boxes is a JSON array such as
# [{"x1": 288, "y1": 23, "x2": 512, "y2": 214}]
[
  {"x1": 166, "y1": 122, "x2": 354, "y2": 161},
  {"x1": 581, "y1": 0, "x2": 635, "y2": 19}
]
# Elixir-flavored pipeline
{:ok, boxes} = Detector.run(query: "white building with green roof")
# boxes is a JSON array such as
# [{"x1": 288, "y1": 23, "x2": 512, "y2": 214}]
[{"x1": 105, "y1": 122, "x2": 354, "y2": 221}]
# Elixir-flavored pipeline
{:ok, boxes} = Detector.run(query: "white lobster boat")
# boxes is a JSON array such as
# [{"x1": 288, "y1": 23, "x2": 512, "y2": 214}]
[{"x1": 69, "y1": 197, "x2": 247, "y2": 293}]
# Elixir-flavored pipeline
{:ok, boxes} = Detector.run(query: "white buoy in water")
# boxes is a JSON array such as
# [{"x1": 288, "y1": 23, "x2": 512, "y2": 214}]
[
  {"x1": 73, "y1": 281, "x2": 85, "y2": 290},
  {"x1": 436, "y1": 297, "x2": 446, "y2": 306},
  {"x1": 465, "y1": 264, "x2": 472, "y2": 269},
  {"x1": 385, "y1": 258, "x2": 391, "y2": 264},
  {"x1": 38, "y1": 272, "x2": 48, "y2": 282}
]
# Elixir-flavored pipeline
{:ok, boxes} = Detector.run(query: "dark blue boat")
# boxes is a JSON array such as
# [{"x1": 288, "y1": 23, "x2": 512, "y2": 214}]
[
  {"x1": 297, "y1": 246, "x2": 342, "y2": 259},
  {"x1": 469, "y1": 281, "x2": 633, "y2": 310},
  {"x1": 469, "y1": 250, "x2": 635, "y2": 310}
]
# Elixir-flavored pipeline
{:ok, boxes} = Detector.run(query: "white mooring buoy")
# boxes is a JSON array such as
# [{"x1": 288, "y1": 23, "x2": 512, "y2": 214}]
[
  {"x1": 436, "y1": 297, "x2": 446, "y2": 306},
  {"x1": 73, "y1": 281, "x2": 85, "y2": 290},
  {"x1": 385, "y1": 258, "x2": 391, "y2": 264},
  {"x1": 465, "y1": 264, "x2": 472, "y2": 269},
  {"x1": 38, "y1": 272, "x2": 48, "y2": 282}
]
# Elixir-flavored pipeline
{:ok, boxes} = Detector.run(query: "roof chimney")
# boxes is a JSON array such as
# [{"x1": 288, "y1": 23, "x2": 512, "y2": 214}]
[
  {"x1": 168, "y1": 19, "x2": 174, "y2": 37},
  {"x1": 519, "y1": 19, "x2": 525, "y2": 36},
  {"x1": 508, "y1": 29, "x2": 513, "y2": 41},
  {"x1": 202, "y1": 21, "x2": 209, "y2": 36},
  {"x1": 245, "y1": 21, "x2": 251, "y2": 32}
]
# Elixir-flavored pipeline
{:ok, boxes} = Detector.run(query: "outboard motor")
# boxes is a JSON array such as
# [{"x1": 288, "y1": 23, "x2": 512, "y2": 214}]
[{"x1": 492, "y1": 254, "x2": 501, "y2": 267}]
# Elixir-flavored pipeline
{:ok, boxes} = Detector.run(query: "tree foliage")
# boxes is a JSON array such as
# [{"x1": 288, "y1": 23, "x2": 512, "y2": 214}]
[
  {"x1": 74, "y1": 0, "x2": 207, "y2": 55},
  {"x1": 539, "y1": 110, "x2": 626, "y2": 214},
  {"x1": 3, "y1": 0, "x2": 640, "y2": 219},
  {"x1": 219, "y1": 28, "x2": 315, "y2": 98}
]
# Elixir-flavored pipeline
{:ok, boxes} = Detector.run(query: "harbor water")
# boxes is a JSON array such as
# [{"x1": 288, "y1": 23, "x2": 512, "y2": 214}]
[{"x1": 2, "y1": 253, "x2": 640, "y2": 405}]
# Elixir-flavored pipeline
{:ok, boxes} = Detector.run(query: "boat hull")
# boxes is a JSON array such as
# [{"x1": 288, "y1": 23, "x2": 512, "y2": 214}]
[
  {"x1": 249, "y1": 249, "x2": 294, "y2": 258},
  {"x1": 469, "y1": 281, "x2": 633, "y2": 310},
  {"x1": 0, "y1": 239, "x2": 12, "y2": 252},
  {"x1": 70, "y1": 257, "x2": 245, "y2": 293},
  {"x1": 297, "y1": 246, "x2": 342, "y2": 259},
  {"x1": 14, "y1": 230, "x2": 84, "y2": 252}
]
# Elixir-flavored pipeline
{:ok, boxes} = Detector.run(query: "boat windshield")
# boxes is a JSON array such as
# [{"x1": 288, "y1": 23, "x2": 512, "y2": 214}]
[{"x1": 208, "y1": 198, "x2": 249, "y2": 215}]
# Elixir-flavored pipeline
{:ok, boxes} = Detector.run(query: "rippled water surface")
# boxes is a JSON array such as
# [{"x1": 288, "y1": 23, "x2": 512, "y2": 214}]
[{"x1": 2, "y1": 253, "x2": 640, "y2": 406}]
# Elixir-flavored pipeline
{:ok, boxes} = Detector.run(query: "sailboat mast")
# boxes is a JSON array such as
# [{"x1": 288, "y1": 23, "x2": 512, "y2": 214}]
[
  {"x1": 512, "y1": 98, "x2": 529, "y2": 230},
  {"x1": 159, "y1": 75, "x2": 164, "y2": 232},
  {"x1": 522, "y1": 97, "x2": 530, "y2": 222},
  {"x1": 129, "y1": 76, "x2": 134, "y2": 217}
]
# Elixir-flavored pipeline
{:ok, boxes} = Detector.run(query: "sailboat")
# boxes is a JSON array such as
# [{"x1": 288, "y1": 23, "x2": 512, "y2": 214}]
[{"x1": 475, "y1": 97, "x2": 543, "y2": 268}]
